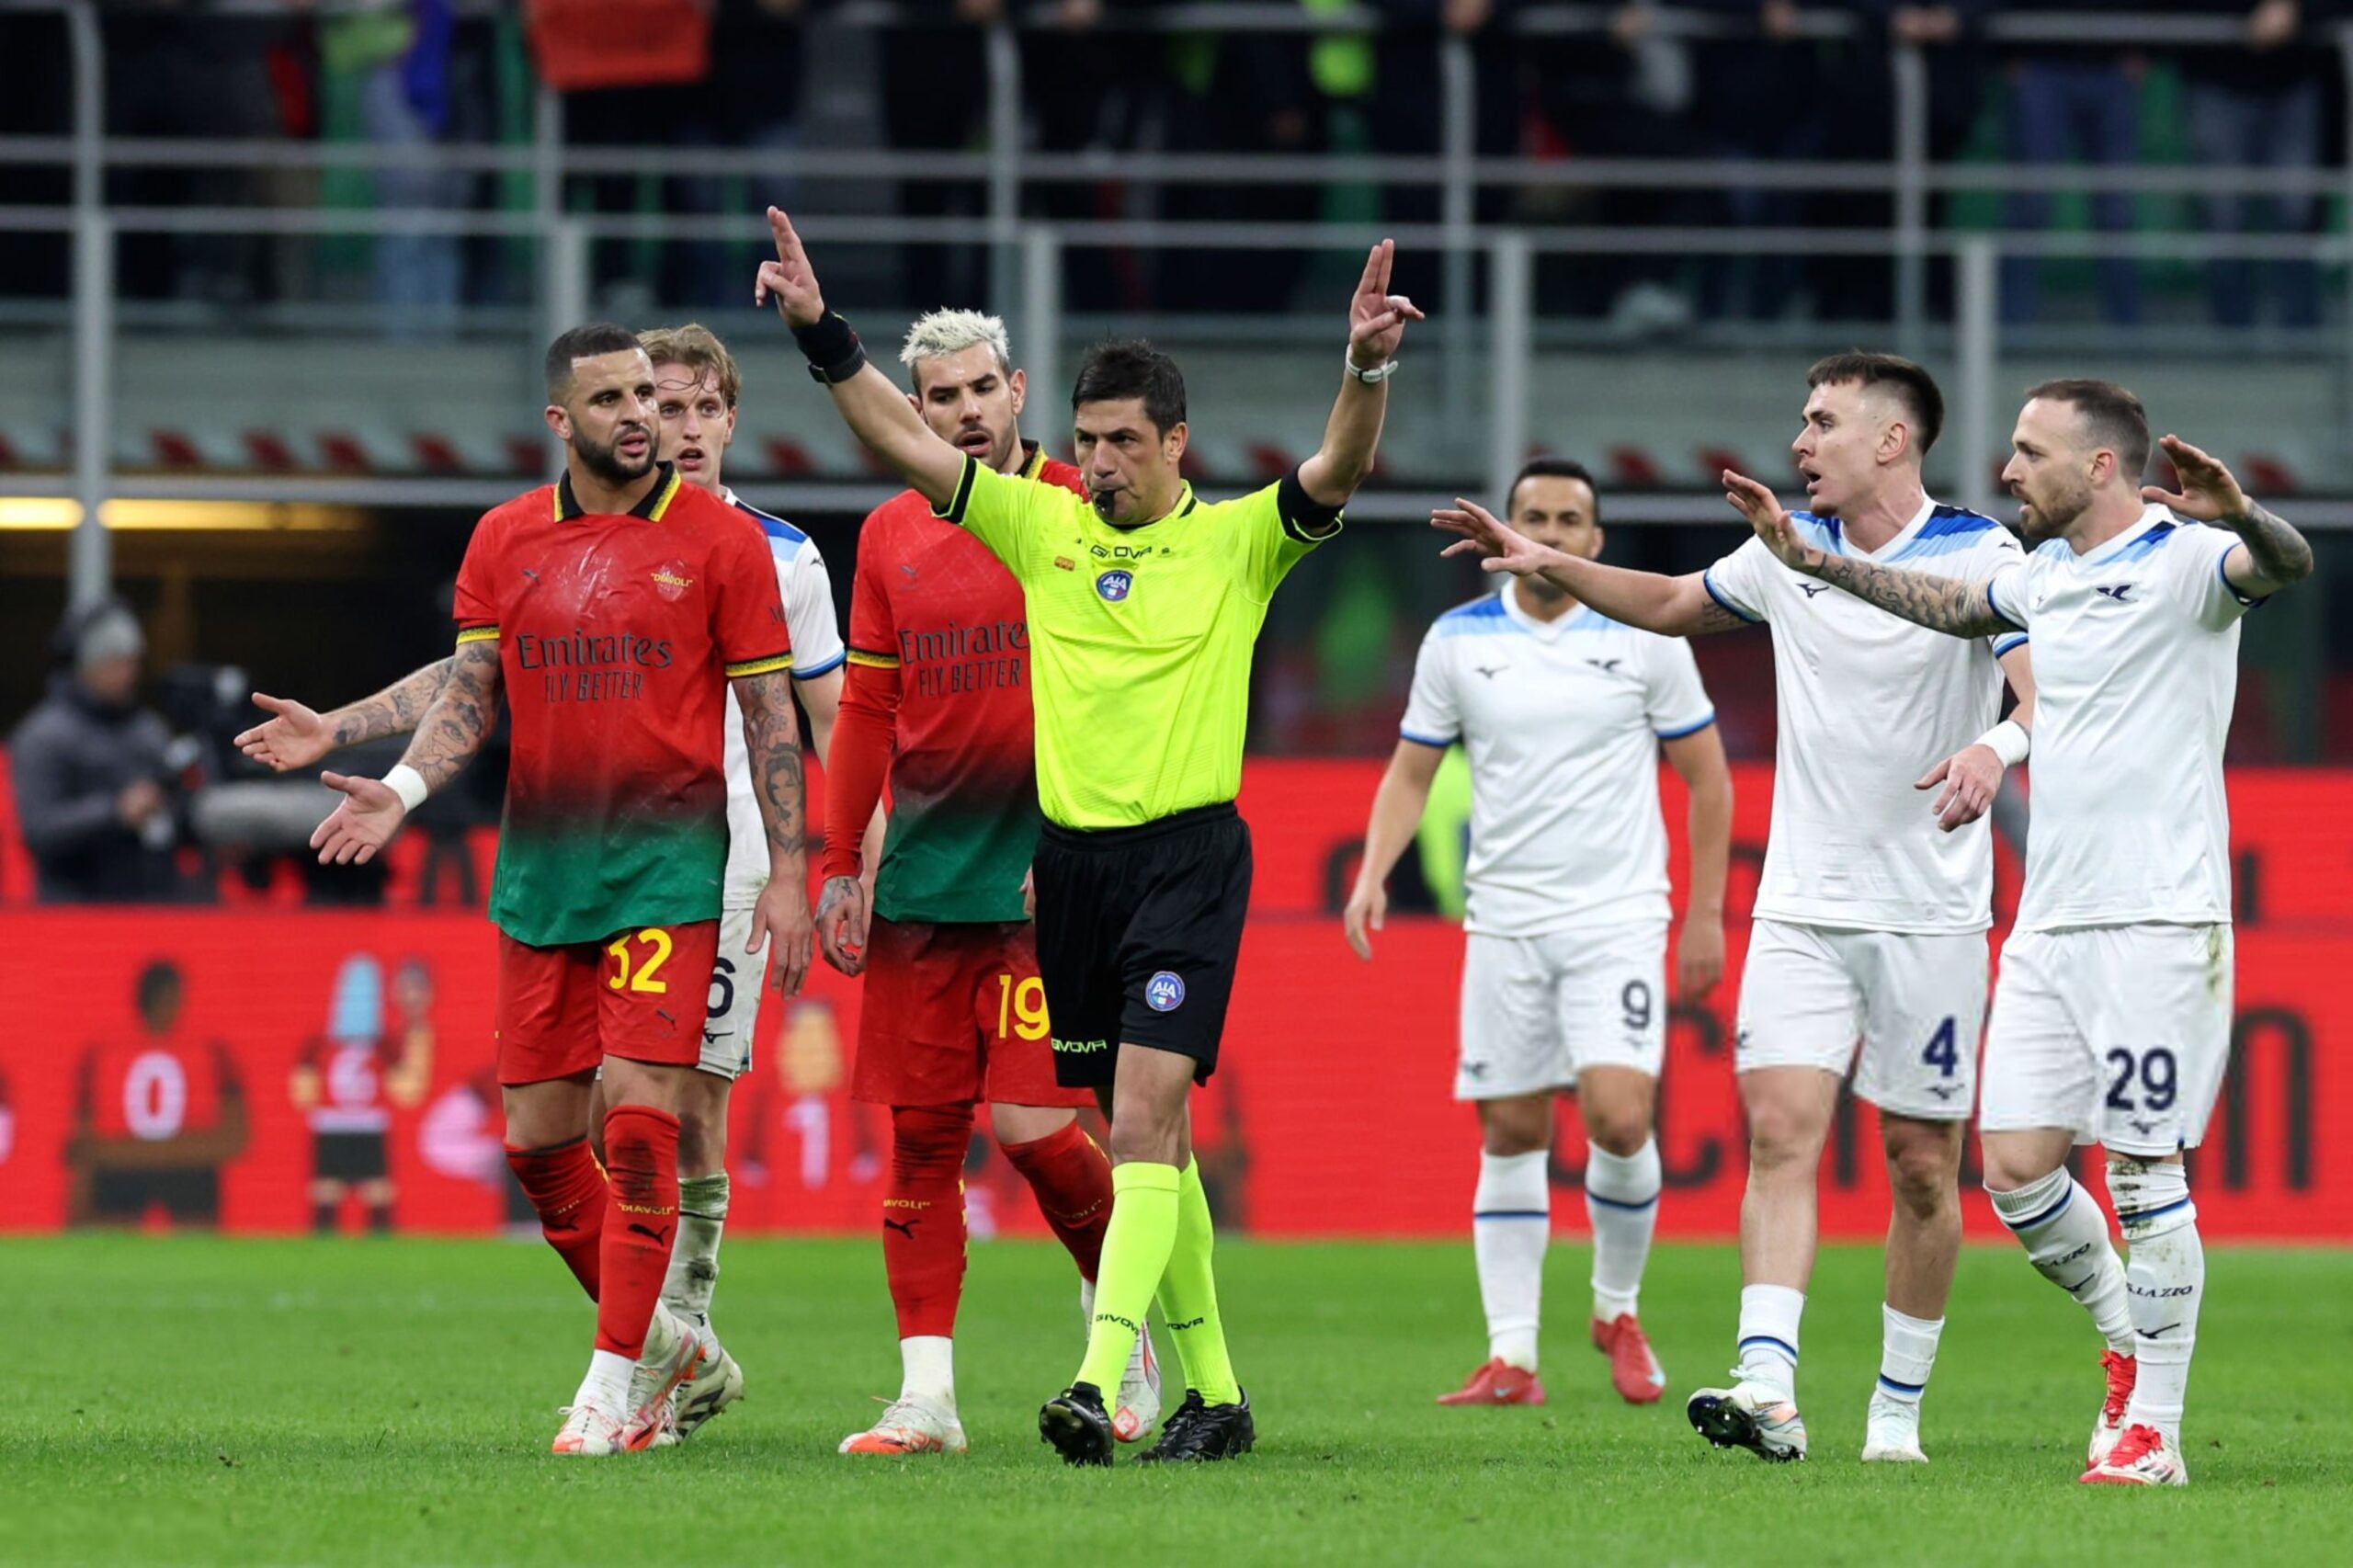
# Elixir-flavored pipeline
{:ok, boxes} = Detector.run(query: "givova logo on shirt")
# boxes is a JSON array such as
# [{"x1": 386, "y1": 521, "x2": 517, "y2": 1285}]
[{"x1": 1096, "y1": 570, "x2": 1133, "y2": 602}]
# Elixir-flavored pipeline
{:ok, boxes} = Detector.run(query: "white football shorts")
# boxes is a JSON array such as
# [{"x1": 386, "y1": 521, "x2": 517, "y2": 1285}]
[
  {"x1": 699, "y1": 900, "x2": 768, "y2": 1081},
  {"x1": 1734, "y1": 919, "x2": 1988, "y2": 1121},
  {"x1": 1979, "y1": 923, "x2": 2234, "y2": 1158},
  {"x1": 1455, "y1": 921, "x2": 1667, "y2": 1100}
]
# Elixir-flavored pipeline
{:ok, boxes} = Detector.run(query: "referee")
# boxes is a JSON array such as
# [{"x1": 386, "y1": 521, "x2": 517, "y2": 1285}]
[{"x1": 759, "y1": 207, "x2": 1420, "y2": 1465}]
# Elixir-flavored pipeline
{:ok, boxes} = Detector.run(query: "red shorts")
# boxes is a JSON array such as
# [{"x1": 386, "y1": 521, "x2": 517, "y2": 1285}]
[
  {"x1": 851, "y1": 918, "x2": 1093, "y2": 1109},
  {"x1": 494, "y1": 921, "x2": 719, "y2": 1085}
]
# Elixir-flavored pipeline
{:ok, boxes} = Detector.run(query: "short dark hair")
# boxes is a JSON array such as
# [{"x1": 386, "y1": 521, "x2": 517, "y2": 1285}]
[
  {"x1": 1807, "y1": 351, "x2": 1945, "y2": 456},
  {"x1": 1071, "y1": 339, "x2": 1187, "y2": 436},
  {"x1": 2024, "y1": 378, "x2": 2151, "y2": 481},
  {"x1": 1506, "y1": 457, "x2": 1602, "y2": 525},
  {"x1": 545, "y1": 322, "x2": 642, "y2": 402}
]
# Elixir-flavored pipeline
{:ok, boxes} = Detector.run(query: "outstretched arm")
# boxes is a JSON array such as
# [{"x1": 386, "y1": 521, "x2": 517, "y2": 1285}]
[
  {"x1": 2142, "y1": 434, "x2": 2313, "y2": 597},
  {"x1": 310, "y1": 640, "x2": 501, "y2": 865},
  {"x1": 1722, "y1": 471, "x2": 2010, "y2": 638},
  {"x1": 237, "y1": 659, "x2": 454, "y2": 773},
  {"x1": 1298, "y1": 238, "x2": 1425, "y2": 506},
  {"x1": 1433, "y1": 499, "x2": 1750, "y2": 636},
  {"x1": 755, "y1": 207, "x2": 965, "y2": 508},
  {"x1": 733, "y1": 667, "x2": 815, "y2": 999}
]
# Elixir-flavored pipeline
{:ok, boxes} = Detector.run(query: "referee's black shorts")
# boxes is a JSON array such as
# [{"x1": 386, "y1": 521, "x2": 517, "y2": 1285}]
[{"x1": 1032, "y1": 801, "x2": 1252, "y2": 1088}]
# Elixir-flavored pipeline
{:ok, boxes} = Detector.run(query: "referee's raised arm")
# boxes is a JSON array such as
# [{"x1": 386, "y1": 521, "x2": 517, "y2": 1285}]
[
  {"x1": 755, "y1": 207, "x2": 967, "y2": 509},
  {"x1": 1298, "y1": 238, "x2": 1426, "y2": 507}
]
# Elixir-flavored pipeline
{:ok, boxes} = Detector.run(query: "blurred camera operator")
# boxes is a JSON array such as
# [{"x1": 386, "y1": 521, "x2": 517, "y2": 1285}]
[{"x1": 9, "y1": 599, "x2": 190, "y2": 903}]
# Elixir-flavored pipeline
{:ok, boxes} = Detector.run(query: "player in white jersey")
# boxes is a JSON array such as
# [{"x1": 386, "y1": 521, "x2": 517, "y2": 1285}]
[
  {"x1": 1346, "y1": 459, "x2": 1733, "y2": 1410},
  {"x1": 1727, "y1": 379, "x2": 2312, "y2": 1486},
  {"x1": 1433, "y1": 354, "x2": 2038, "y2": 1464},
  {"x1": 233, "y1": 321, "x2": 847, "y2": 1441}
]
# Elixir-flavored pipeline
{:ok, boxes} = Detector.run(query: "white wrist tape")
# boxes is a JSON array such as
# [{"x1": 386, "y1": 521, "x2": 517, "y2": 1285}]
[
  {"x1": 384, "y1": 764, "x2": 430, "y2": 812},
  {"x1": 1976, "y1": 719, "x2": 2030, "y2": 767}
]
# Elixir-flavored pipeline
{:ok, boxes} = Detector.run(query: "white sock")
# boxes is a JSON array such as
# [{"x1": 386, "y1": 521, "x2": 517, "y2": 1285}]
[
  {"x1": 580, "y1": 1348, "x2": 634, "y2": 1415},
  {"x1": 1584, "y1": 1138, "x2": 1660, "y2": 1323},
  {"x1": 1877, "y1": 1303, "x2": 1943, "y2": 1407},
  {"x1": 1472, "y1": 1150, "x2": 1549, "y2": 1372},
  {"x1": 1736, "y1": 1284, "x2": 1803, "y2": 1398},
  {"x1": 899, "y1": 1335, "x2": 956, "y2": 1407},
  {"x1": 2111, "y1": 1160, "x2": 2202, "y2": 1447},
  {"x1": 1989, "y1": 1168, "x2": 2136, "y2": 1354},
  {"x1": 662, "y1": 1172, "x2": 730, "y2": 1327}
]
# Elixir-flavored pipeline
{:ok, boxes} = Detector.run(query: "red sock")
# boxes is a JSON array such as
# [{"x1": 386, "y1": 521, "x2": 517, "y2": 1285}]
[
  {"x1": 1000, "y1": 1119, "x2": 1113, "y2": 1283},
  {"x1": 885, "y1": 1104, "x2": 972, "y2": 1340},
  {"x1": 597, "y1": 1105, "x2": 681, "y2": 1358},
  {"x1": 505, "y1": 1136, "x2": 605, "y2": 1301}
]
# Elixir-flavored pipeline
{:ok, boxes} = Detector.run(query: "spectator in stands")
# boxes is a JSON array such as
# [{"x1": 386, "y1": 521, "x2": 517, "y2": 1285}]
[
  {"x1": 335, "y1": 0, "x2": 468, "y2": 337},
  {"x1": 9, "y1": 600, "x2": 188, "y2": 903},
  {"x1": 1995, "y1": 0, "x2": 2146, "y2": 325},
  {"x1": 1684, "y1": 2, "x2": 1837, "y2": 321},
  {"x1": 2179, "y1": 0, "x2": 2337, "y2": 328}
]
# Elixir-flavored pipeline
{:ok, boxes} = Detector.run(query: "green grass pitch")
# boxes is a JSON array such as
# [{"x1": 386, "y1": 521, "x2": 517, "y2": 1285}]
[{"x1": 9, "y1": 1234, "x2": 2347, "y2": 1566}]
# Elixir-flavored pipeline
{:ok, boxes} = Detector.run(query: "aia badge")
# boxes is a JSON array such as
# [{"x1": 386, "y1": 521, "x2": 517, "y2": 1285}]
[
  {"x1": 1096, "y1": 569, "x2": 1134, "y2": 602},
  {"x1": 1145, "y1": 971, "x2": 1186, "y2": 1013},
  {"x1": 650, "y1": 562, "x2": 695, "y2": 603}
]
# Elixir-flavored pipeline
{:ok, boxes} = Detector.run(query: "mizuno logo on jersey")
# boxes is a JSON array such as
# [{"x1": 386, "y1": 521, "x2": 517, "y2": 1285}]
[
  {"x1": 1586, "y1": 658, "x2": 1622, "y2": 672},
  {"x1": 2094, "y1": 584, "x2": 2135, "y2": 603},
  {"x1": 1472, "y1": 665, "x2": 1507, "y2": 679},
  {"x1": 1796, "y1": 582, "x2": 1831, "y2": 598}
]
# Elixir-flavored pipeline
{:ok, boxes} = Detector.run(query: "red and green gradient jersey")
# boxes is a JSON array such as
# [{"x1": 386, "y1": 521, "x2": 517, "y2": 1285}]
[
  {"x1": 845, "y1": 443, "x2": 1085, "y2": 924},
  {"x1": 453, "y1": 464, "x2": 790, "y2": 948}
]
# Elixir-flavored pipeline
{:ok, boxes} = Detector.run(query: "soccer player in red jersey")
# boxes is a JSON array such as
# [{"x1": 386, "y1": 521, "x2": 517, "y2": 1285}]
[
  {"x1": 240, "y1": 321, "x2": 844, "y2": 1442},
  {"x1": 308, "y1": 324, "x2": 815, "y2": 1457},
  {"x1": 815, "y1": 310, "x2": 1150, "y2": 1456}
]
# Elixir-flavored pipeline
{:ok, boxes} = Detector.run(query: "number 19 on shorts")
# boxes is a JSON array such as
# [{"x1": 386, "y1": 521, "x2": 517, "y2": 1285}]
[{"x1": 995, "y1": 972, "x2": 1049, "y2": 1042}]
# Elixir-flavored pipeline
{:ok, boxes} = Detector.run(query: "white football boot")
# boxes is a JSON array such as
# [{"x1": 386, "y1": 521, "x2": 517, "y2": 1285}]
[
  {"x1": 1687, "y1": 1377, "x2": 1809, "y2": 1462},
  {"x1": 671, "y1": 1318, "x2": 745, "y2": 1442},
  {"x1": 619, "y1": 1307, "x2": 705, "y2": 1452},
  {"x1": 551, "y1": 1400, "x2": 629, "y2": 1458},
  {"x1": 2080, "y1": 1424, "x2": 2188, "y2": 1486},
  {"x1": 1859, "y1": 1391, "x2": 1928, "y2": 1463},
  {"x1": 837, "y1": 1393, "x2": 969, "y2": 1456}
]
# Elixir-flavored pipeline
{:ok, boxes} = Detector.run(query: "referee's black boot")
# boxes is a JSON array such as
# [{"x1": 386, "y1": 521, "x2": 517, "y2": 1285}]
[
  {"x1": 1135, "y1": 1388, "x2": 1255, "y2": 1463},
  {"x1": 1040, "y1": 1382, "x2": 1115, "y2": 1467}
]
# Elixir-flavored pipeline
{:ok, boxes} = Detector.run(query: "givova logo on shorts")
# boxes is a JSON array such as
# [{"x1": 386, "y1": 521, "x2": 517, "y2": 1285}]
[{"x1": 1145, "y1": 971, "x2": 1187, "y2": 1012}]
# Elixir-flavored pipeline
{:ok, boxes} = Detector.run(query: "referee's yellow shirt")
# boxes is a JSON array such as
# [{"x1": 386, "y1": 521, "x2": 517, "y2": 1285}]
[{"x1": 933, "y1": 454, "x2": 1342, "y2": 831}]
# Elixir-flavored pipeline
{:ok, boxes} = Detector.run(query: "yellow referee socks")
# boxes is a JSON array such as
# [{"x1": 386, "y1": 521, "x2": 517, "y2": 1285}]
[
  {"x1": 1155, "y1": 1159, "x2": 1241, "y2": 1407},
  {"x1": 1074, "y1": 1161, "x2": 1180, "y2": 1393}
]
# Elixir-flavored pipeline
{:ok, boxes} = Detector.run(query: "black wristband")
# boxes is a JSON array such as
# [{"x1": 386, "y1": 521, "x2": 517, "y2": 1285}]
[{"x1": 791, "y1": 312, "x2": 866, "y2": 384}]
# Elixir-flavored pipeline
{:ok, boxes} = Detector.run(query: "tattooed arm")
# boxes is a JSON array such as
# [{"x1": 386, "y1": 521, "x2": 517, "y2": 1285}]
[
  {"x1": 1431, "y1": 499, "x2": 1754, "y2": 636},
  {"x1": 309, "y1": 640, "x2": 501, "y2": 865},
  {"x1": 2141, "y1": 434, "x2": 2313, "y2": 597},
  {"x1": 237, "y1": 659, "x2": 454, "y2": 772},
  {"x1": 733, "y1": 668, "x2": 816, "y2": 997},
  {"x1": 1722, "y1": 471, "x2": 2012, "y2": 639}
]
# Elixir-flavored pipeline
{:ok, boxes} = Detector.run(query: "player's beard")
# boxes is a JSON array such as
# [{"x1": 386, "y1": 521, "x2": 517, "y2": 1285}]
[
  {"x1": 2017, "y1": 472, "x2": 2093, "y2": 542},
  {"x1": 574, "y1": 422, "x2": 656, "y2": 487}
]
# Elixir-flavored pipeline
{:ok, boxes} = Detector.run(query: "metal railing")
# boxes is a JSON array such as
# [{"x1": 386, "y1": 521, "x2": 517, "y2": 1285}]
[{"x1": 7, "y1": 0, "x2": 2353, "y2": 604}]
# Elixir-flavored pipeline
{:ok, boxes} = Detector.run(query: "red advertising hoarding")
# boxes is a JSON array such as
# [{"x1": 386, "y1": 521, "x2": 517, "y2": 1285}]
[{"x1": 1, "y1": 763, "x2": 2344, "y2": 1240}]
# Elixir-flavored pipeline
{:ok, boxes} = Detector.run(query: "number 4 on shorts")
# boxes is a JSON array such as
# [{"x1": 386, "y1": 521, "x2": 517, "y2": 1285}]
[{"x1": 1921, "y1": 1017, "x2": 1960, "y2": 1078}]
